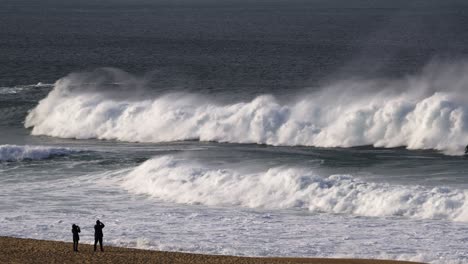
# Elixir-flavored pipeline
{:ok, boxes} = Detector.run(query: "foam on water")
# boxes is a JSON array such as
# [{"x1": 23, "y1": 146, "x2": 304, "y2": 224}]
[
  {"x1": 0, "y1": 144, "x2": 77, "y2": 161},
  {"x1": 0, "y1": 87, "x2": 25, "y2": 94},
  {"x1": 25, "y1": 63, "x2": 468, "y2": 154},
  {"x1": 122, "y1": 156, "x2": 468, "y2": 222},
  {"x1": 0, "y1": 83, "x2": 53, "y2": 94},
  {"x1": 0, "y1": 152, "x2": 467, "y2": 263}
]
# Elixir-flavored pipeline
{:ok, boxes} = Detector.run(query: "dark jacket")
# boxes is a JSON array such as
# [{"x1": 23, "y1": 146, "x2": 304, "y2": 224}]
[
  {"x1": 94, "y1": 222, "x2": 105, "y2": 238},
  {"x1": 72, "y1": 226, "x2": 80, "y2": 241}
]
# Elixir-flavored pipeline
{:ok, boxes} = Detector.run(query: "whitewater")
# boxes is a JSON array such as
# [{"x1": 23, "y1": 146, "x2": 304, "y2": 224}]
[
  {"x1": 1, "y1": 145, "x2": 467, "y2": 263},
  {"x1": 122, "y1": 155, "x2": 468, "y2": 222},
  {"x1": 25, "y1": 63, "x2": 468, "y2": 155}
]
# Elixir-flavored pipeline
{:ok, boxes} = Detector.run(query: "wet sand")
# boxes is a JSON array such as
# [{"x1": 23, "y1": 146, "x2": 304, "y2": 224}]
[{"x1": 0, "y1": 236, "x2": 425, "y2": 264}]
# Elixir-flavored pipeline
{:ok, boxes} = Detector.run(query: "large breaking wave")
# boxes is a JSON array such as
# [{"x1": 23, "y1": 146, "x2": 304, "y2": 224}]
[
  {"x1": 122, "y1": 156, "x2": 468, "y2": 222},
  {"x1": 25, "y1": 63, "x2": 468, "y2": 154}
]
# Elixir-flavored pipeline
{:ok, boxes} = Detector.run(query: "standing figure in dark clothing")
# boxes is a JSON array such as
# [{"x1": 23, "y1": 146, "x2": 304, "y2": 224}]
[
  {"x1": 94, "y1": 220, "x2": 105, "y2": 252},
  {"x1": 72, "y1": 224, "x2": 80, "y2": 252}
]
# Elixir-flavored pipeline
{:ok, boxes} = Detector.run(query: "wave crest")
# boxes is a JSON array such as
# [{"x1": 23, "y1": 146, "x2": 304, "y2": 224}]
[
  {"x1": 0, "y1": 145, "x2": 76, "y2": 161},
  {"x1": 25, "y1": 64, "x2": 468, "y2": 154},
  {"x1": 122, "y1": 156, "x2": 468, "y2": 222}
]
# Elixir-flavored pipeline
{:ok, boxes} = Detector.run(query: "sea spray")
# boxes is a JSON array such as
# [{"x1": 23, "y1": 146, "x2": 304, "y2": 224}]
[
  {"x1": 25, "y1": 63, "x2": 468, "y2": 154},
  {"x1": 122, "y1": 156, "x2": 468, "y2": 222}
]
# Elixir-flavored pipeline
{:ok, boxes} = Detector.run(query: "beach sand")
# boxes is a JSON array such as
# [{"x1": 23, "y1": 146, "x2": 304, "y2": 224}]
[{"x1": 0, "y1": 236, "x2": 425, "y2": 264}]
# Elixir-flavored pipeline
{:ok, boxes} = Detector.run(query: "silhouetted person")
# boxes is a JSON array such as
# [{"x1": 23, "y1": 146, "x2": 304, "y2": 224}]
[
  {"x1": 465, "y1": 145, "x2": 468, "y2": 155},
  {"x1": 94, "y1": 220, "x2": 105, "y2": 252},
  {"x1": 72, "y1": 224, "x2": 80, "y2": 252}
]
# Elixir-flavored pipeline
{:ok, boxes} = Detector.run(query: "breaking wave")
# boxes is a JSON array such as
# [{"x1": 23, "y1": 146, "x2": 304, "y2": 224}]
[
  {"x1": 0, "y1": 145, "x2": 77, "y2": 161},
  {"x1": 25, "y1": 63, "x2": 468, "y2": 154},
  {"x1": 122, "y1": 156, "x2": 468, "y2": 222}
]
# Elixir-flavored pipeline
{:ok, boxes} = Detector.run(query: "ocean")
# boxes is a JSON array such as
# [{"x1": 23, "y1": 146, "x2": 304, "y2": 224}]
[{"x1": 1, "y1": 0, "x2": 468, "y2": 263}]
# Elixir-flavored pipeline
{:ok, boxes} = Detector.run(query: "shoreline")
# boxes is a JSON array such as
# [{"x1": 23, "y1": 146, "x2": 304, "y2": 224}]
[{"x1": 0, "y1": 236, "x2": 425, "y2": 264}]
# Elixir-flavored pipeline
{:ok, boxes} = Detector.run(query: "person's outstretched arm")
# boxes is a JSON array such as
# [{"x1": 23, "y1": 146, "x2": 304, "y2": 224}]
[{"x1": 101, "y1": 223, "x2": 105, "y2": 228}]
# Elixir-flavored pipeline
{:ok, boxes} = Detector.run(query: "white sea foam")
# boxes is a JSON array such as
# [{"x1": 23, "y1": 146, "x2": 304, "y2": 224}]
[
  {"x1": 34, "y1": 82, "x2": 53, "y2": 87},
  {"x1": 25, "y1": 63, "x2": 468, "y2": 154},
  {"x1": 0, "y1": 87, "x2": 26, "y2": 94},
  {"x1": 0, "y1": 144, "x2": 76, "y2": 161},
  {"x1": 0, "y1": 83, "x2": 53, "y2": 94},
  {"x1": 122, "y1": 156, "x2": 468, "y2": 222},
  {"x1": 1, "y1": 152, "x2": 466, "y2": 263}
]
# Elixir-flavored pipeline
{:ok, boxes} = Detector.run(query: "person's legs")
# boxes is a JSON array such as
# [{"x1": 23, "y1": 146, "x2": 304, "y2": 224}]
[
  {"x1": 99, "y1": 237, "x2": 103, "y2": 251},
  {"x1": 94, "y1": 237, "x2": 98, "y2": 251}
]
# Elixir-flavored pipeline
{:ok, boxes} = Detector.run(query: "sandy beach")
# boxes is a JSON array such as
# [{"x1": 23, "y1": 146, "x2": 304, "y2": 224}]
[{"x1": 0, "y1": 236, "x2": 425, "y2": 264}]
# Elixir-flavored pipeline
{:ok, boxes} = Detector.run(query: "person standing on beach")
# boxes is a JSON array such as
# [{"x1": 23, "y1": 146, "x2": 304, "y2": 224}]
[
  {"x1": 94, "y1": 220, "x2": 105, "y2": 252},
  {"x1": 71, "y1": 224, "x2": 80, "y2": 252}
]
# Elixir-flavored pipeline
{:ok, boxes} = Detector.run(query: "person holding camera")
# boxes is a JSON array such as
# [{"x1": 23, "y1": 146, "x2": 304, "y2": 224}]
[
  {"x1": 71, "y1": 224, "x2": 81, "y2": 252},
  {"x1": 94, "y1": 220, "x2": 105, "y2": 252}
]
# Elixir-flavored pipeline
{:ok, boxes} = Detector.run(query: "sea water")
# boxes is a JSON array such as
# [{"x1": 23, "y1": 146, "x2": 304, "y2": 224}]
[{"x1": 1, "y1": 1, "x2": 468, "y2": 263}]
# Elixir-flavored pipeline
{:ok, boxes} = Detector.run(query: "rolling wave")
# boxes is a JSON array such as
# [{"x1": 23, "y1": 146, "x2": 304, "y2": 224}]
[
  {"x1": 0, "y1": 144, "x2": 77, "y2": 161},
  {"x1": 122, "y1": 156, "x2": 468, "y2": 222},
  {"x1": 25, "y1": 63, "x2": 468, "y2": 154}
]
